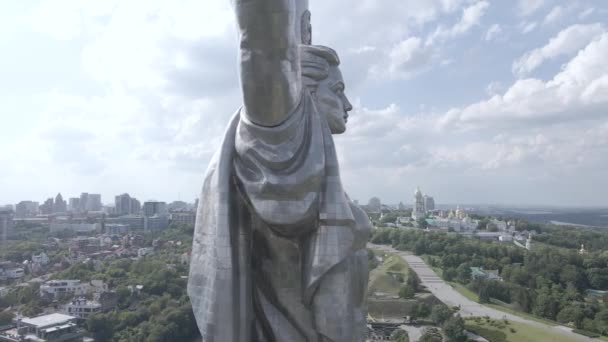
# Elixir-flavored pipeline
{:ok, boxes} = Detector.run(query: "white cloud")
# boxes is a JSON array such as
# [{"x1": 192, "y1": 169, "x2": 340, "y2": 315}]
[
  {"x1": 427, "y1": 1, "x2": 490, "y2": 44},
  {"x1": 579, "y1": 7, "x2": 595, "y2": 19},
  {"x1": 543, "y1": 6, "x2": 565, "y2": 25},
  {"x1": 485, "y1": 24, "x2": 502, "y2": 41},
  {"x1": 521, "y1": 22, "x2": 538, "y2": 34},
  {"x1": 375, "y1": 37, "x2": 435, "y2": 79},
  {"x1": 441, "y1": 32, "x2": 608, "y2": 128},
  {"x1": 513, "y1": 23, "x2": 605, "y2": 76},
  {"x1": 518, "y1": 0, "x2": 546, "y2": 17},
  {"x1": 24, "y1": 0, "x2": 117, "y2": 40}
]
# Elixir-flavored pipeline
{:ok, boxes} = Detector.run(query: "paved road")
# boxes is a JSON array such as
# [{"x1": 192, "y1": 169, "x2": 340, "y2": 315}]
[{"x1": 369, "y1": 244, "x2": 599, "y2": 342}]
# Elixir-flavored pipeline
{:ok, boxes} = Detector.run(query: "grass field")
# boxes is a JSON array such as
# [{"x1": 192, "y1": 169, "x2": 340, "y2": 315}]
[
  {"x1": 465, "y1": 317, "x2": 581, "y2": 342},
  {"x1": 368, "y1": 250, "x2": 409, "y2": 296}
]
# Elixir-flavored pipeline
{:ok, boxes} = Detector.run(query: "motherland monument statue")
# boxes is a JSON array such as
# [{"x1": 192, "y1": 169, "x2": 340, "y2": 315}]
[{"x1": 188, "y1": 0, "x2": 372, "y2": 341}]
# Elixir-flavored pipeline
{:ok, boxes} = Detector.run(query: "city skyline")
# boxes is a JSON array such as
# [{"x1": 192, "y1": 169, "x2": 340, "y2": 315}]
[{"x1": 1, "y1": 1, "x2": 608, "y2": 207}]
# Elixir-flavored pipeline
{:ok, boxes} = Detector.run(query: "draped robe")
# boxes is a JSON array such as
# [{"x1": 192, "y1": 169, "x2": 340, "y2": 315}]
[{"x1": 188, "y1": 90, "x2": 370, "y2": 342}]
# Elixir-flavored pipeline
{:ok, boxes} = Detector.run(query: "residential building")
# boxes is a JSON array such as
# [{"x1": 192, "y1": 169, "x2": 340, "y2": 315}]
[
  {"x1": 143, "y1": 201, "x2": 167, "y2": 217},
  {"x1": 499, "y1": 234, "x2": 513, "y2": 242},
  {"x1": 115, "y1": 193, "x2": 141, "y2": 216},
  {"x1": 105, "y1": 224, "x2": 129, "y2": 235},
  {"x1": 1, "y1": 208, "x2": 13, "y2": 244},
  {"x1": 475, "y1": 231, "x2": 503, "y2": 241},
  {"x1": 87, "y1": 194, "x2": 102, "y2": 211},
  {"x1": 144, "y1": 215, "x2": 169, "y2": 231},
  {"x1": 137, "y1": 247, "x2": 155, "y2": 258},
  {"x1": 32, "y1": 253, "x2": 50, "y2": 265},
  {"x1": 423, "y1": 195, "x2": 435, "y2": 212},
  {"x1": 15, "y1": 201, "x2": 39, "y2": 218},
  {"x1": 106, "y1": 215, "x2": 145, "y2": 231},
  {"x1": 40, "y1": 280, "x2": 87, "y2": 299},
  {"x1": 130, "y1": 198, "x2": 141, "y2": 215},
  {"x1": 78, "y1": 193, "x2": 89, "y2": 212},
  {"x1": 0, "y1": 313, "x2": 83, "y2": 342},
  {"x1": 470, "y1": 267, "x2": 502, "y2": 281},
  {"x1": 49, "y1": 223, "x2": 99, "y2": 234},
  {"x1": 181, "y1": 251, "x2": 191, "y2": 265},
  {"x1": 40, "y1": 198, "x2": 54, "y2": 215},
  {"x1": 39, "y1": 280, "x2": 107, "y2": 299},
  {"x1": 168, "y1": 201, "x2": 188, "y2": 211},
  {"x1": 79, "y1": 193, "x2": 102, "y2": 212},
  {"x1": 68, "y1": 198, "x2": 81, "y2": 213},
  {"x1": 53, "y1": 193, "x2": 67, "y2": 213},
  {"x1": 5, "y1": 268, "x2": 24, "y2": 279},
  {"x1": 170, "y1": 211, "x2": 196, "y2": 227},
  {"x1": 61, "y1": 297, "x2": 102, "y2": 320}
]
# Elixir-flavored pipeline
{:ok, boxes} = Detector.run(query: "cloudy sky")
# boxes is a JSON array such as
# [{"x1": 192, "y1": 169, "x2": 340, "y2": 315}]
[{"x1": 1, "y1": 0, "x2": 607, "y2": 207}]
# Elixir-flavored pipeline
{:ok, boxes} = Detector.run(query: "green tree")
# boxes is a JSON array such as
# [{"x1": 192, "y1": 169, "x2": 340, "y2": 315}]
[
  {"x1": 431, "y1": 305, "x2": 452, "y2": 325},
  {"x1": 456, "y1": 264, "x2": 471, "y2": 284},
  {"x1": 390, "y1": 329, "x2": 409, "y2": 342},
  {"x1": 399, "y1": 285, "x2": 415, "y2": 299},
  {"x1": 419, "y1": 327, "x2": 443, "y2": 342},
  {"x1": 442, "y1": 315, "x2": 467, "y2": 342},
  {"x1": 407, "y1": 272, "x2": 421, "y2": 292},
  {"x1": 87, "y1": 313, "x2": 115, "y2": 342},
  {"x1": 0, "y1": 311, "x2": 14, "y2": 326},
  {"x1": 414, "y1": 302, "x2": 431, "y2": 319}
]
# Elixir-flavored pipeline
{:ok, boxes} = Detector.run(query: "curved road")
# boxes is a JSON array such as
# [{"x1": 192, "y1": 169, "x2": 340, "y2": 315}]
[{"x1": 369, "y1": 244, "x2": 599, "y2": 342}]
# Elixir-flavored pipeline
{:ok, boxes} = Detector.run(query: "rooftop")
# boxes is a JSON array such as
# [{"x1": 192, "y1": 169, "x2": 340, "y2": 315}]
[{"x1": 21, "y1": 313, "x2": 75, "y2": 328}]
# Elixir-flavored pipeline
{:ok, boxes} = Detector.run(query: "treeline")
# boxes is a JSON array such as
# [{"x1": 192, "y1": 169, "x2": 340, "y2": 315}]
[{"x1": 371, "y1": 228, "x2": 608, "y2": 335}]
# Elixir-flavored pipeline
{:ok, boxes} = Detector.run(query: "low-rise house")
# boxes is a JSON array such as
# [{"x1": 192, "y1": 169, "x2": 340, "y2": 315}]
[
  {"x1": 137, "y1": 247, "x2": 154, "y2": 258},
  {"x1": 499, "y1": 234, "x2": 513, "y2": 242},
  {"x1": 32, "y1": 253, "x2": 50, "y2": 266},
  {"x1": 4, "y1": 269, "x2": 24, "y2": 280},
  {"x1": 470, "y1": 267, "x2": 502, "y2": 281},
  {"x1": 39, "y1": 280, "x2": 108, "y2": 300},
  {"x1": 475, "y1": 232, "x2": 503, "y2": 241},
  {"x1": 61, "y1": 297, "x2": 102, "y2": 320},
  {"x1": 0, "y1": 313, "x2": 83, "y2": 342},
  {"x1": 180, "y1": 251, "x2": 191, "y2": 265}
]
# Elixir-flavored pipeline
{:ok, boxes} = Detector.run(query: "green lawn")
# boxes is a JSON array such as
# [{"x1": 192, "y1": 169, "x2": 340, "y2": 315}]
[
  {"x1": 447, "y1": 281, "x2": 479, "y2": 302},
  {"x1": 368, "y1": 250, "x2": 409, "y2": 296},
  {"x1": 465, "y1": 318, "x2": 580, "y2": 342},
  {"x1": 445, "y1": 280, "x2": 558, "y2": 326}
]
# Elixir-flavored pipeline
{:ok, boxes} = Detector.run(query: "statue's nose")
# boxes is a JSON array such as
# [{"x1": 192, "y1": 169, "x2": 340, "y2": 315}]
[{"x1": 343, "y1": 95, "x2": 353, "y2": 112}]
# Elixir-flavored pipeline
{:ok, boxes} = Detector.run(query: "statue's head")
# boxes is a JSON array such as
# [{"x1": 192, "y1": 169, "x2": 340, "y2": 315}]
[{"x1": 301, "y1": 45, "x2": 353, "y2": 134}]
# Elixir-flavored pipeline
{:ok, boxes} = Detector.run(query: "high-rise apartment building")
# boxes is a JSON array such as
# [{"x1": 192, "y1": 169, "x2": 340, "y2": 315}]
[
  {"x1": 423, "y1": 195, "x2": 435, "y2": 212},
  {"x1": 15, "y1": 201, "x2": 39, "y2": 218},
  {"x1": 40, "y1": 198, "x2": 54, "y2": 215},
  {"x1": 80, "y1": 193, "x2": 102, "y2": 212},
  {"x1": 68, "y1": 198, "x2": 81, "y2": 213},
  {"x1": 115, "y1": 194, "x2": 141, "y2": 215},
  {"x1": 87, "y1": 194, "x2": 102, "y2": 211},
  {"x1": 54, "y1": 193, "x2": 67, "y2": 213},
  {"x1": 143, "y1": 201, "x2": 167, "y2": 217}
]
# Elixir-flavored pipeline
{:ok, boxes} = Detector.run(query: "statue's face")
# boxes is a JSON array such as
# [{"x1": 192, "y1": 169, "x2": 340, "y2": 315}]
[{"x1": 315, "y1": 66, "x2": 353, "y2": 134}]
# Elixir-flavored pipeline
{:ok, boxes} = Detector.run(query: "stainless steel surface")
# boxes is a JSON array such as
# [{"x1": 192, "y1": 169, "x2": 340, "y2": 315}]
[{"x1": 188, "y1": 1, "x2": 369, "y2": 340}]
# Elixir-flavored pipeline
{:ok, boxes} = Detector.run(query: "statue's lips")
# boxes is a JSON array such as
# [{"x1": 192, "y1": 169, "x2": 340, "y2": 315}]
[{"x1": 344, "y1": 113, "x2": 349, "y2": 122}]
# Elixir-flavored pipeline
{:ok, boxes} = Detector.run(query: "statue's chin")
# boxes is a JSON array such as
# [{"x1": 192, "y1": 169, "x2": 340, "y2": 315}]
[{"x1": 331, "y1": 126, "x2": 346, "y2": 135}]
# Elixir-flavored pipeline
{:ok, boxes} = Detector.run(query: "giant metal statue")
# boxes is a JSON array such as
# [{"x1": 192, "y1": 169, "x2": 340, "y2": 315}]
[{"x1": 188, "y1": 0, "x2": 371, "y2": 341}]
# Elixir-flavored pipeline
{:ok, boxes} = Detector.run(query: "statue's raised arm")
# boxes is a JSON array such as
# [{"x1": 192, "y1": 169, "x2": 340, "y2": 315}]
[{"x1": 234, "y1": 0, "x2": 302, "y2": 126}]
